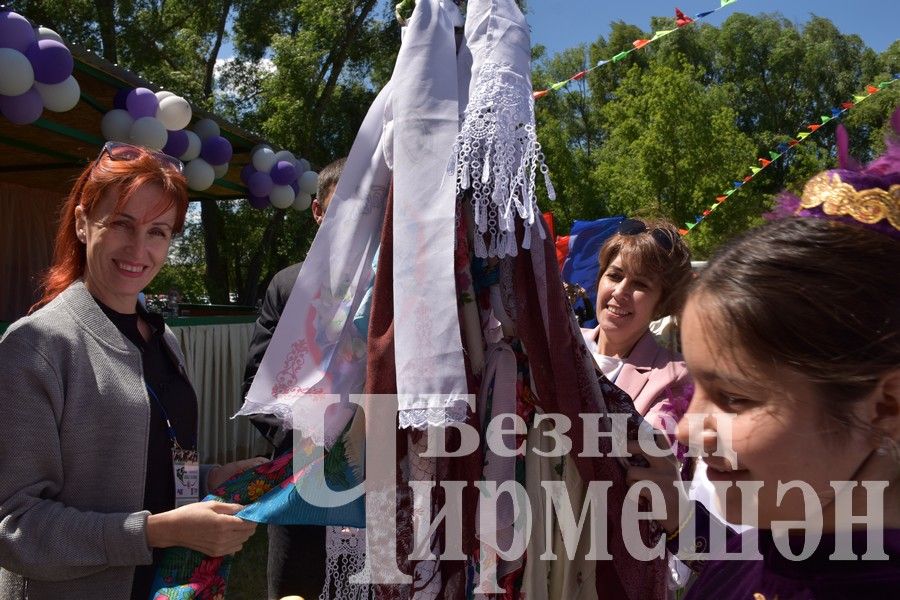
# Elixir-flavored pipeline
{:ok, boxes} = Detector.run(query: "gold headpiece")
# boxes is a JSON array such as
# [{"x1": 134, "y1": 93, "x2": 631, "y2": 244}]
[{"x1": 800, "y1": 172, "x2": 900, "y2": 231}]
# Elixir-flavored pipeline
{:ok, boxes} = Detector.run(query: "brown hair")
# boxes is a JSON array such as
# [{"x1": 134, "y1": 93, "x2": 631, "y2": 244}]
[
  {"x1": 33, "y1": 147, "x2": 189, "y2": 311},
  {"x1": 316, "y1": 157, "x2": 347, "y2": 212},
  {"x1": 597, "y1": 219, "x2": 693, "y2": 319},
  {"x1": 691, "y1": 218, "x2": 900, "y2": 413}
]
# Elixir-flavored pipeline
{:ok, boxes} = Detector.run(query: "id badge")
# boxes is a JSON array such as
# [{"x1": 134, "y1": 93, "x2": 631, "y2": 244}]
[{"x1": 172, "y1": 447, "x2": 200, "y2": 507}]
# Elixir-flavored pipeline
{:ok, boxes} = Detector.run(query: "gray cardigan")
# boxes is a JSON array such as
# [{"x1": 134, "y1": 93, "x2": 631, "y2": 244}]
[{"x1": 0, "y1": 281, "x2": 197, "y2": 599}]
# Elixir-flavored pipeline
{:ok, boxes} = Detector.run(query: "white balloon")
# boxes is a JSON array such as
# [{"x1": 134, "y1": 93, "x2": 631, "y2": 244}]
[
  {"x1": 156, "y1": 95, "x2": 192, "y2": 131},
  {"x1": 129, "y1": 116, "x2": 168, "y2": 150},
  {"x1": 298, "y1": 170, "x2": 318, "y2": 195},
  {"x1": 34, "y1": 76, "x2": 80, "y2": 112},
  {"x1": 184, "y1": 158, "x2": 216, "y2": 191},
  {"x1": 273, "y1": 149, "x2": 296, "y2": 164},
  {"x1": 252, "y1": 147, "x2": 277, "y2": 173},
  {"x1": 155, "y1": 90, "x2": 175, "y2": 102},
  {"x1": 180, "y1": 130, "x2": 201, "y2": 161},
  {"x1": 295, "y1": 158, "x2": 311, "y2": 174},
  {"x1": 292, "y1": 190, "x2": 312, "y2": 212},
  {"x1": 269, "y1": 184, "x2": 295, "y2": 209},
  {"x1": 251, "y1": 143, "x2": 271, "y2": 156},
  {"x1": 35, "y1": 27, "x2": 64, "y2": 44},
  {"x1": 0, "y1": 48, "x2": 35, "y2": 96},
  {"x1": 193, "y1": 118, "x2": 220, "y2": 140},
  {"x1": 101, "y1": 109, "x2": 134, "y2": 142},
  {"x1": 212, "y1": 162, "x2": 229, "y2": 178}
]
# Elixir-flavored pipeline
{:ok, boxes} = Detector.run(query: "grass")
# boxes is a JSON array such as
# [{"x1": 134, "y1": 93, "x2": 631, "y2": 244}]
[{"x1": 226, "y1": 526, "x2": 269, "y2": 599}]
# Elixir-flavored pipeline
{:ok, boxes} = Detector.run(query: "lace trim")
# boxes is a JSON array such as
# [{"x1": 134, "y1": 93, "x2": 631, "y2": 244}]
[
  {"x1": 451, "y1": 61, "x2": 555, "y2": 259},
  {"x1": 320, "y1": 526, "x2": 371, "y2": 600},
  {"x1": 397, "y1": 399, "x2": 470, "y2": 430},
  {"x1": 232, "y1": 400, "x2": 294, "y2": 431}
]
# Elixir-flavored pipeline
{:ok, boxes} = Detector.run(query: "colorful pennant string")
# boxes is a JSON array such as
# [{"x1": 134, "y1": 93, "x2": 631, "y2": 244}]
[
  {"x1": 533, "y1": 1, "x2": 743, "y2": 99},
  {"x1": 679, "y1": 76, "x2": 898, "y2": 236}
]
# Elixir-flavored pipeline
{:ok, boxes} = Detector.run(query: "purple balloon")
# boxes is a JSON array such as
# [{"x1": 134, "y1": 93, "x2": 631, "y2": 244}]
[
  {"x1": 247, "y1": 171, "x2": 273, "y2": 198},
  {"x1": 0, "y1": 87, "x2": 43, "y2": 125},
  {"x1": 126, "y1": 87, "x2": 158, "y2": 119},
  {"x1": 290, "y1": 180, "x2": 299, "y2": 194},
  {"x1": 200, "y1": 135, "x2": 233, "y2": 166},
  {"x1": 248, "y1": 194, "x2": 271, "y2": 209},
  {"x1": 113, "y1": 87, "x2": 130, "y2": 110},
  {"x1": 24, "y1": 39, "x2": 73, "y2": 84},
  {"x1": 162, "y1": 129, "x2": 189, "y2": 159},
  {"x1": 270, "y1": 160, "x2": 297, "y2": 185},
  {"x1": 240, "y1": 163, "x2": 255, "y2": 184},
  {"x1": 0, "y1": 11, "x2": 36, "y2": 53}
]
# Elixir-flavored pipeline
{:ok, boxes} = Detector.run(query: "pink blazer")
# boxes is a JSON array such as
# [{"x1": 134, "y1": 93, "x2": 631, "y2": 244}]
[{"x1": 583, "y1": 326, "x2": 691, "y2": 433}]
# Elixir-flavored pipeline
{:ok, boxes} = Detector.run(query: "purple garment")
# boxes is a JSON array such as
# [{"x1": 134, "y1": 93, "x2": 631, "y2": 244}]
[{"x1": 685, "y1": 528, "x2": 900, "y2": 600}]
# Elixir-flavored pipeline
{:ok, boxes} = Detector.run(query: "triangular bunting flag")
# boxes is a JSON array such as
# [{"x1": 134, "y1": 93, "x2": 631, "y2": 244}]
[
  {"x1": 551, "y1": 80, "x2": 568, "y2": 91},
  {"x1": 854, "y1": 95, "x2": 866, "y2": 103},
  {"x1": 866, "y1": 85, "x2": 878, "y2": 94},
  {"x1": 696, "y1": 10, "x2": 715, "y2": 18},
  {"x1": 841, "y1": 102, "x2": 854, "y2": 110},
  {"x1": 720, "y1": 0, "x2": 736, "y2": 6},
  {"x1": 776, "y1": 143, "x2": 789, "y2": 153},
  {"x1": 678, "y1": 228, "x2": 689, "y2": 235},
  {"x1": 653, "y1": 29, "x2": 675, "y2": 40},
  {"x1": 797, "y1": 132, "x2": 811, "y2": 140},
  {"x1": 807, "y1": 124, "x2": 820, "y2": 132},
  {"x1": 820, "y1": 116, "x2": 831, "y2": 124},
  {"x1": 612, "y1": 50, "x2": 630, "y2": 62},
  {"x1": 750, "y1": 166, "x2": 761, "y2": 174},
  {"x1": 572, "y1": 70, "x2": 587, "y2": 81},
  {"x1": 878, "y1": 81, "x2": 892, "y2": 89},
  {"x1": 533, "y1": 90, "x2": 550, "y2": 100},
  {"x1": 709, "y1": 203, "x2": 718, "y2": 211},
  {"x1": 743, "y1": 175, "x2": 752, "y2": 183},
  {"x1": 715, "y1": 195, "x2": 727, "y2": 203},
  {"x1": 733, "y1": 180, "x2": 743, "y2": 188},
  {"x1": 596, "y1": 59, "x2": 609, "y2": 67},
  {"x1": 725, "y1": 189, "x2": 735, "y2": 196},
  {"x1": 769, "y1": 151, "x2": 781, "y2": 160},
  {"x1": 702, "y1": 209, "x2": 711, "y2": 216},
  {"x1": 633, "y1": 39, "x2": 651, "y2": 49},
  {"x1": 831, "y1": 108, "x2": 843, "y2": 118},
  {"x1": 758, "y1": 158, "x2": 771, "y2": 167},
  {"x1": 686, "y1": 222, "x2": 696, "y2": 229},
  {"x1": 675, "y1": 8, "x2": 694, "y2": 27}
]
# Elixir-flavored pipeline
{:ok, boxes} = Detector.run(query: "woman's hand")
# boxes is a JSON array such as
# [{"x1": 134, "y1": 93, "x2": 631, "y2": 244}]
[
  {"x1": 625, "y1": 436, "x2": 689, "y2": 534},
  {"x1": 206, "y1": 456, "x2": 269, "y2": 491},
  {"x1": 146, "y1": 501, "x2": 257, "y2": 556}
]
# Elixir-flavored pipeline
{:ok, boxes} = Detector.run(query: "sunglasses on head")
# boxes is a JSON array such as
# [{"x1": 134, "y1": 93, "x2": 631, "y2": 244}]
[
  {"x1": 96, "y1": 141, "x2": 184, "y2": 174},
  {"x1": 617, "y1": 218, "x2": 675, "y2": 252}
]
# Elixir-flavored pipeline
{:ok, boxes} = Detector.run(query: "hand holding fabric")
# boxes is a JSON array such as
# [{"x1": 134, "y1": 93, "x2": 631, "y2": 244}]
[{"x1": 146, "y1": 502, "x2": 257, "y2": 557}]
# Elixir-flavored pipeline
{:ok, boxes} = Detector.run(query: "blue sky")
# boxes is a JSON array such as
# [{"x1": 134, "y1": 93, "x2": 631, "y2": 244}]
[{"x1": 526, "y1": 0, "x2": 898, "y2": 56}]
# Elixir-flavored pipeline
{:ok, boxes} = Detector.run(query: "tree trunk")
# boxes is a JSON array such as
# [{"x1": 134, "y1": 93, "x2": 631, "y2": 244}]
[
  {"x1": 198, "y1": 2, "x2": 232, "y2": 304},
  {"x1": 94, "y1": 0, "x2": 118, "y2": 62},
  {"x1": 240, "y1": 211, "x2": 285, "y2": 305},
  {"x1": 200, "y1": 200, "x2": 230, "y2": 303}
]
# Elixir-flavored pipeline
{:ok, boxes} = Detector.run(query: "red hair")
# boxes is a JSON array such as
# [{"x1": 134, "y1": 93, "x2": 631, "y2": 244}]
[{"x1": 33, "y1": 146, "x2": 189, "y2": 312}]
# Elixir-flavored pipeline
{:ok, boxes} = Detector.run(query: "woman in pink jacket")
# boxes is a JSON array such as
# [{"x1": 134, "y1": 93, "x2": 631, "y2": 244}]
[{"x1": 582, "y1": 218, "x2": 694, "y2": 437}]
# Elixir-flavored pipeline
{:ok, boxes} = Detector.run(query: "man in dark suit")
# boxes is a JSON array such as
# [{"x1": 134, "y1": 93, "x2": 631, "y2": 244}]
[{"x1": 241, "y1": 157, "x2": 345, "y2": 600}]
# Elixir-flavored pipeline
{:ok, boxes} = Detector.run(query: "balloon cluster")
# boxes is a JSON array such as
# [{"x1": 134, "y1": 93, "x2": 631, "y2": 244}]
[
  {"x1": 240, "y1": 145, "x2": 317, "y2": 211},
  {"x1": 101, "y1": 86, "x2": 233, "y2": 192},
  {"x1": 0, "y1": 11, "x2": 80, "y2": 125}
]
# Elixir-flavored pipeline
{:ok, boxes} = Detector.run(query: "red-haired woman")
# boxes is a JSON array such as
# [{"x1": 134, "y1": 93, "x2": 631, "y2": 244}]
[{"x1": 0, "y1": 143, "x2": 262, "y2": 600}]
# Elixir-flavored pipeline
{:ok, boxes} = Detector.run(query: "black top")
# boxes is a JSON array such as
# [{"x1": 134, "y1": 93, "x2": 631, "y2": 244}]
[{"x1": 94, "y1": 298, "x2": 198, "y2": 600}]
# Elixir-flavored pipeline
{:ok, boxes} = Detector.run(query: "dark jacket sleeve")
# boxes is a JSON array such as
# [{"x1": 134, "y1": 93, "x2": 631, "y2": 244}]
[{"x1": 242, "y1": 263, "x2": 302, "y2": 449}]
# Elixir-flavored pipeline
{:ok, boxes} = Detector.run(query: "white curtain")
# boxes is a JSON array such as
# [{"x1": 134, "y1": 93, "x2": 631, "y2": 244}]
[{"x1": 172, "y1": 321, "x2": 270, "y2": 464}]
